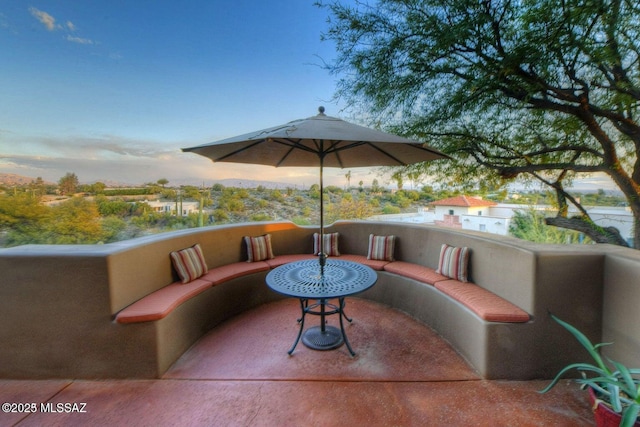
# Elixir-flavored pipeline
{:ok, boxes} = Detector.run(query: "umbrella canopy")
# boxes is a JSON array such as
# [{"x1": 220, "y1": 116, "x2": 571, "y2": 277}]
[
  {"x1": 183, "y1": 107, "x2": 449, "y2": 263},
  {"x1": 183, "y1": 107, "x2": 447, "y2": 168}
]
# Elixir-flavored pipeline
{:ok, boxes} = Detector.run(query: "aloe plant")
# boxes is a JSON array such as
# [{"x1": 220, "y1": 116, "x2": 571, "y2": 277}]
[{"x1": 540, "y1": 315, "x2": 640, "y2": 427}]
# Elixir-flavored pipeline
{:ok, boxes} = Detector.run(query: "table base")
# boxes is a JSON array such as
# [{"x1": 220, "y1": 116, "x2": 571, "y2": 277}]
[
  {"x1": 302, "y1": 326, "x2": 344, "y2": 351},
  {"x1": 288, "y1": 298, "x2": 355, "y2": 357}
]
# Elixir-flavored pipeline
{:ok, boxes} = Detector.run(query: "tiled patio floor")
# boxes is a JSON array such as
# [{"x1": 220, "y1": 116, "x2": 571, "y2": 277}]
[{"x1": 1, "y1": 299, "x2": 593, "y2": 426}]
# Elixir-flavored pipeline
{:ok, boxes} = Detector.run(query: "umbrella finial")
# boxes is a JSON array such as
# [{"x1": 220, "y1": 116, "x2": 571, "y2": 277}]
[{"x1": 318, "y1": 106, "x2": 325, "y2": 116}]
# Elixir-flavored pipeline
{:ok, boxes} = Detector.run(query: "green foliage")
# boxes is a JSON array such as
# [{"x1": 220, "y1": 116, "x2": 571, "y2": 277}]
[
  {"x1": 100, "y1": 188, "x2": 154, "y2": 196},
  {"x1": 250, "y1": 213, "x2": 273, "y2": 222},
  {"x1": 269, "y1": 190, "x2": 284, "y2": 202},
  {"x1": 95, "y1": 196, "x2": 132, "y2": 217},
  {"x1": 325, "y1": 198, "x2": 374, "y2": 224},
  {"x1": 321, "y1": 0, "x2": 640, "y2": 247},
  {"x1": 81, "y1": 182, "x2": 106, "y2": 194},
  {"x1": 4, "y1": 179, "x2": 622, "y2": 248},
  {"x1": 100, "y1": 216, "x2": 128, "y2": 243},
  {"x1": 212, "y1": 209, "x2": 229, "y2": 223},
  {"x1": 325, "y1": 186, "x2": 341, "y2": 193},
  {"x1": 308, "y1": 184, "x2": 320, "y2": 199},
  {"x1": 291, "y1": 216, "x2": 312, "y2": 226},
  {"x1": 0, "y1": 192, "x2": 50, "y2": 246},
  {"x1": 371, "y1": 179, "x2": 383, "y2": 193},
  {"x1": 225, "y1": 198, "x2": 245, "y2": 213},
  {"x1": 540, "y1": 315, "x2": 640, "y2": 427},
  {"x1": 161, "y1": 188, "x2": 177, "y2": 199},
  {"x1": 46, "y1": 197, "x2": 104, "y2": 244},
  {"x1": 180, "y1": 186, "x2": 202, "y2": 200},
  {"x1": 509, "y1": 208, "x2": 590, "y2": 244},
  {"x1": 382, "y1": 203, "x2": 401, "y2": 214},
  {"x1": 390, "y1": 192, "x2": 412, "y2": 209},
  {"x1": 58, "y1": 172, "x2": 79, "y2": 195}
]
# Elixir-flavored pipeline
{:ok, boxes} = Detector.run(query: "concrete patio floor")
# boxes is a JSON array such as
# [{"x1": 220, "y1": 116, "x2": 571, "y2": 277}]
[{"x1": 1, "y1": 298, "x2": 594, "y2": 426}]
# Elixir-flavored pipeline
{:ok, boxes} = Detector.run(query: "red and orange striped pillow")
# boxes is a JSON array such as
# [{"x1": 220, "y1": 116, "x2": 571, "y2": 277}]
[
  {"x1": 170, "y1": 244, "x2": 208, "y2": 284},
  {"x1": 436, "y1": 244, "x2": 470, "y2": 282},
  {"x1": 313, "y1": 232, "x2": 340, "y2": 256},
  {"x1": 367, "y1": 234, "x2": 395, "y2": 261},
  {"x1": 244, "y1": 234, "x2": 275, "y2": 262}
]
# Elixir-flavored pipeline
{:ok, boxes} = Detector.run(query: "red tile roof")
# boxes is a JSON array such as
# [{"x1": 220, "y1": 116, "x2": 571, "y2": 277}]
[{"x1": 429, "y1": 195, "x2": 497, "y2": 207}]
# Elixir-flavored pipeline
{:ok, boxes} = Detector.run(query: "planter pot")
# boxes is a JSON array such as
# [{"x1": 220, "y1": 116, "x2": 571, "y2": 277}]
[{"x1": 588, "y1": 387, "x2": 640, "y2": 427}]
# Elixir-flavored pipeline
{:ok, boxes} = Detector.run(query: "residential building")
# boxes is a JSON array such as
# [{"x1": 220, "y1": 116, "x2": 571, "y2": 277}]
[
  {"x1": 143, "y1": 200, "x2": 200, "y2": 216},
  {"x1": 370, "y1": 195, "x2": 634, "y2": 244}
]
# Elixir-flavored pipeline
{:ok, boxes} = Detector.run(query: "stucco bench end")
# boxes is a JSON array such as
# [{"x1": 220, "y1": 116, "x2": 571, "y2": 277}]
[
  {"x1": 115, "y1": 277, "x2": 213, "y2": 324},
  {"x1": 435, "y1": 279, "x2": 530, "y2": 323}
]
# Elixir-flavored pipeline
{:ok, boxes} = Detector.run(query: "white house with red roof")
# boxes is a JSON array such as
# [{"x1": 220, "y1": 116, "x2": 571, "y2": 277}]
[
  {"x1": 370, "y1": 195, "x2": 511, "y2": 234},
  {"x1": 371, "y1": 194, "x2": 633, "y2": 242},
  {"x1": 427, "y1": 195, "x2": 508, "y2": 233}
]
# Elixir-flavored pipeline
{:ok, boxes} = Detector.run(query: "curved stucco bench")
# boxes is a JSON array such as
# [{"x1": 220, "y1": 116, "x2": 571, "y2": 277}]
[
  {"x1": 113, "y1": 241, "x2": 531, "y2": 380},
  {"x1": 113, "y1": 253, "x2": 398, "y2": 326}
]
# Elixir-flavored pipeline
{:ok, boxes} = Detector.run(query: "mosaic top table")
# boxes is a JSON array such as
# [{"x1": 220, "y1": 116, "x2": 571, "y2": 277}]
[{"x1": 265, "y1": 258, "x2": 377, "y2": 356}]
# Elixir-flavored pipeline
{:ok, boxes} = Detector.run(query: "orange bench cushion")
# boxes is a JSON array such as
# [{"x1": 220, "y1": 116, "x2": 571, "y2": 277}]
[
  {"x1": 383, "y1": 261, "x2": 449, "y2": 285},
  {"x1": 201, "y1": 261, "x2": 270, "y2": 285},
  {"x1": 435, "y1": 280, "x2": 530, "y2": 323},
  {"x1": 265, "y1": 254, "x2": 317, "y2": 268},
  {"x1": 333, "y1": 254, "x2": 389, "y2": 270},
  {"x1": 115, "y1": 278, "x2": 213, "y2": 324}
]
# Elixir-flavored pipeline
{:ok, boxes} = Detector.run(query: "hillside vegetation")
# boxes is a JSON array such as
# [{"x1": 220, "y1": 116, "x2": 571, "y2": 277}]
[{"x1": 0, "y1": 174, "x2": 626, "y2": 248}]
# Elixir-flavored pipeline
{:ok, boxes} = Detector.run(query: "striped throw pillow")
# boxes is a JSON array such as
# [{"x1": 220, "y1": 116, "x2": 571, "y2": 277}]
[
  {"x1": 313, "y1": 232, "x2": 340, "y2": 256},
  {"x1": 244, "y1": 234, "x2": 275, "y2": 262},
  {"x1": 367, "y1": 234, "x2": 395, "y2": 261},
  {"x1": 170, "y1": 244, "x2": 208, "y2": 284},
  {"x1": 436, "y1": 244, "x2": 470, "y2": 282}
]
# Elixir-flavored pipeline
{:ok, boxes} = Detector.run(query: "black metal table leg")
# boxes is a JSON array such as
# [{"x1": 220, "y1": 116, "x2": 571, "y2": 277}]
[
  {"x1": 288, "y1": 298, "x2": 307, "y2": 355},
  {"x1": 341, "y1": 299, "x2": 353, "y2": 323},
  {"x1": 338, "y1": 297, "x2": 355, "y2": 356},
  {"x1": 297, "y1": 299, "x2": 308, "y2": 323}
]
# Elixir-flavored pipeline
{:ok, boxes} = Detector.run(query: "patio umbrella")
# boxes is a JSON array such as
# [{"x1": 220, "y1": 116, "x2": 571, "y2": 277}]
[{"x1": 182, "y1": 107, "x2": 448, "y2": 264}]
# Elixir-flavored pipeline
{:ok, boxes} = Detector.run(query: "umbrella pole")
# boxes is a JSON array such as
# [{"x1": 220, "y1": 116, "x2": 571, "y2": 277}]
[{"x1": 319, "y1": 153, "x2": 326, "y2": 269}]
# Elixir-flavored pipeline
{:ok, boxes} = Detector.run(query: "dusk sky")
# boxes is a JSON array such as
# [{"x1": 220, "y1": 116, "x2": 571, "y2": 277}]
[
  {"x1": 0, "y1": 1, "x2": 618, "y2": 192},
  {"x1": 0, "y1": 1, "x2": 385, "y2": 188}
]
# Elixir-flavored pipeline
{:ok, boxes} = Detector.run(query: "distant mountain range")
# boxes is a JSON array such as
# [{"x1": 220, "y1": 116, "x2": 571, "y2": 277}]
[
  {"x1": 2, "y1": 172, "x2": 620, "y2": 194},
  {"x1": 0, "y1": 173, "x2": 301, "y2": 190},
  {"x1": 0, "y1": 173, "x2": 55, "y2": 186}
]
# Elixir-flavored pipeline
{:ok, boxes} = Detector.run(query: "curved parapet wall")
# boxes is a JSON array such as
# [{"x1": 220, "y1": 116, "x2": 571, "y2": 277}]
[{"x1": 0, "y1": 220, "x2": 637, "y2": 379}]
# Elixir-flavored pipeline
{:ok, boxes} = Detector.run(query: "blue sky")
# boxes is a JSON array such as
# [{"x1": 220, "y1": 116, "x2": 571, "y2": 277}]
[{"x1": 0, "y1": 1, "x2": 378, "y2": 188}]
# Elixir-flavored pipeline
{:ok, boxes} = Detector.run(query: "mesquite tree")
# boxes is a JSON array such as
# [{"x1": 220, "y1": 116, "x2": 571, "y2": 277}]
[{"x1": 320, "y1": 0, "x2": 640, "y2": 248}]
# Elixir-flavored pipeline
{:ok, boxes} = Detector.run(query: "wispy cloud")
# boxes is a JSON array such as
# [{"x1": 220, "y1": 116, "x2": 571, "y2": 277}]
[
  {"x1": 28, "y1": 7, "x2": 96, "y2": 45},
  {"x1": 29, "y1": 7, "x2": 57, "y2": 31},
  {"x1": 66, "y1": 35, "x2": 94, "y2": 45},
  {"x1": 25, "y1": 134, "x2": 177, "y2": 159},
  {"x1": 0, "y1": 132, "x2": 350, "y2": 187}
]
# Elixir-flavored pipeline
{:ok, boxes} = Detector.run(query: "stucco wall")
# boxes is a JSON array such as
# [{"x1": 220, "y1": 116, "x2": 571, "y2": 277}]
[
  {"x1": 0, "y1": 221, "x2": 638, "y2": 379},
  {"x1": 602, "y1": 246, "x2": 640, "y2": 368}
]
